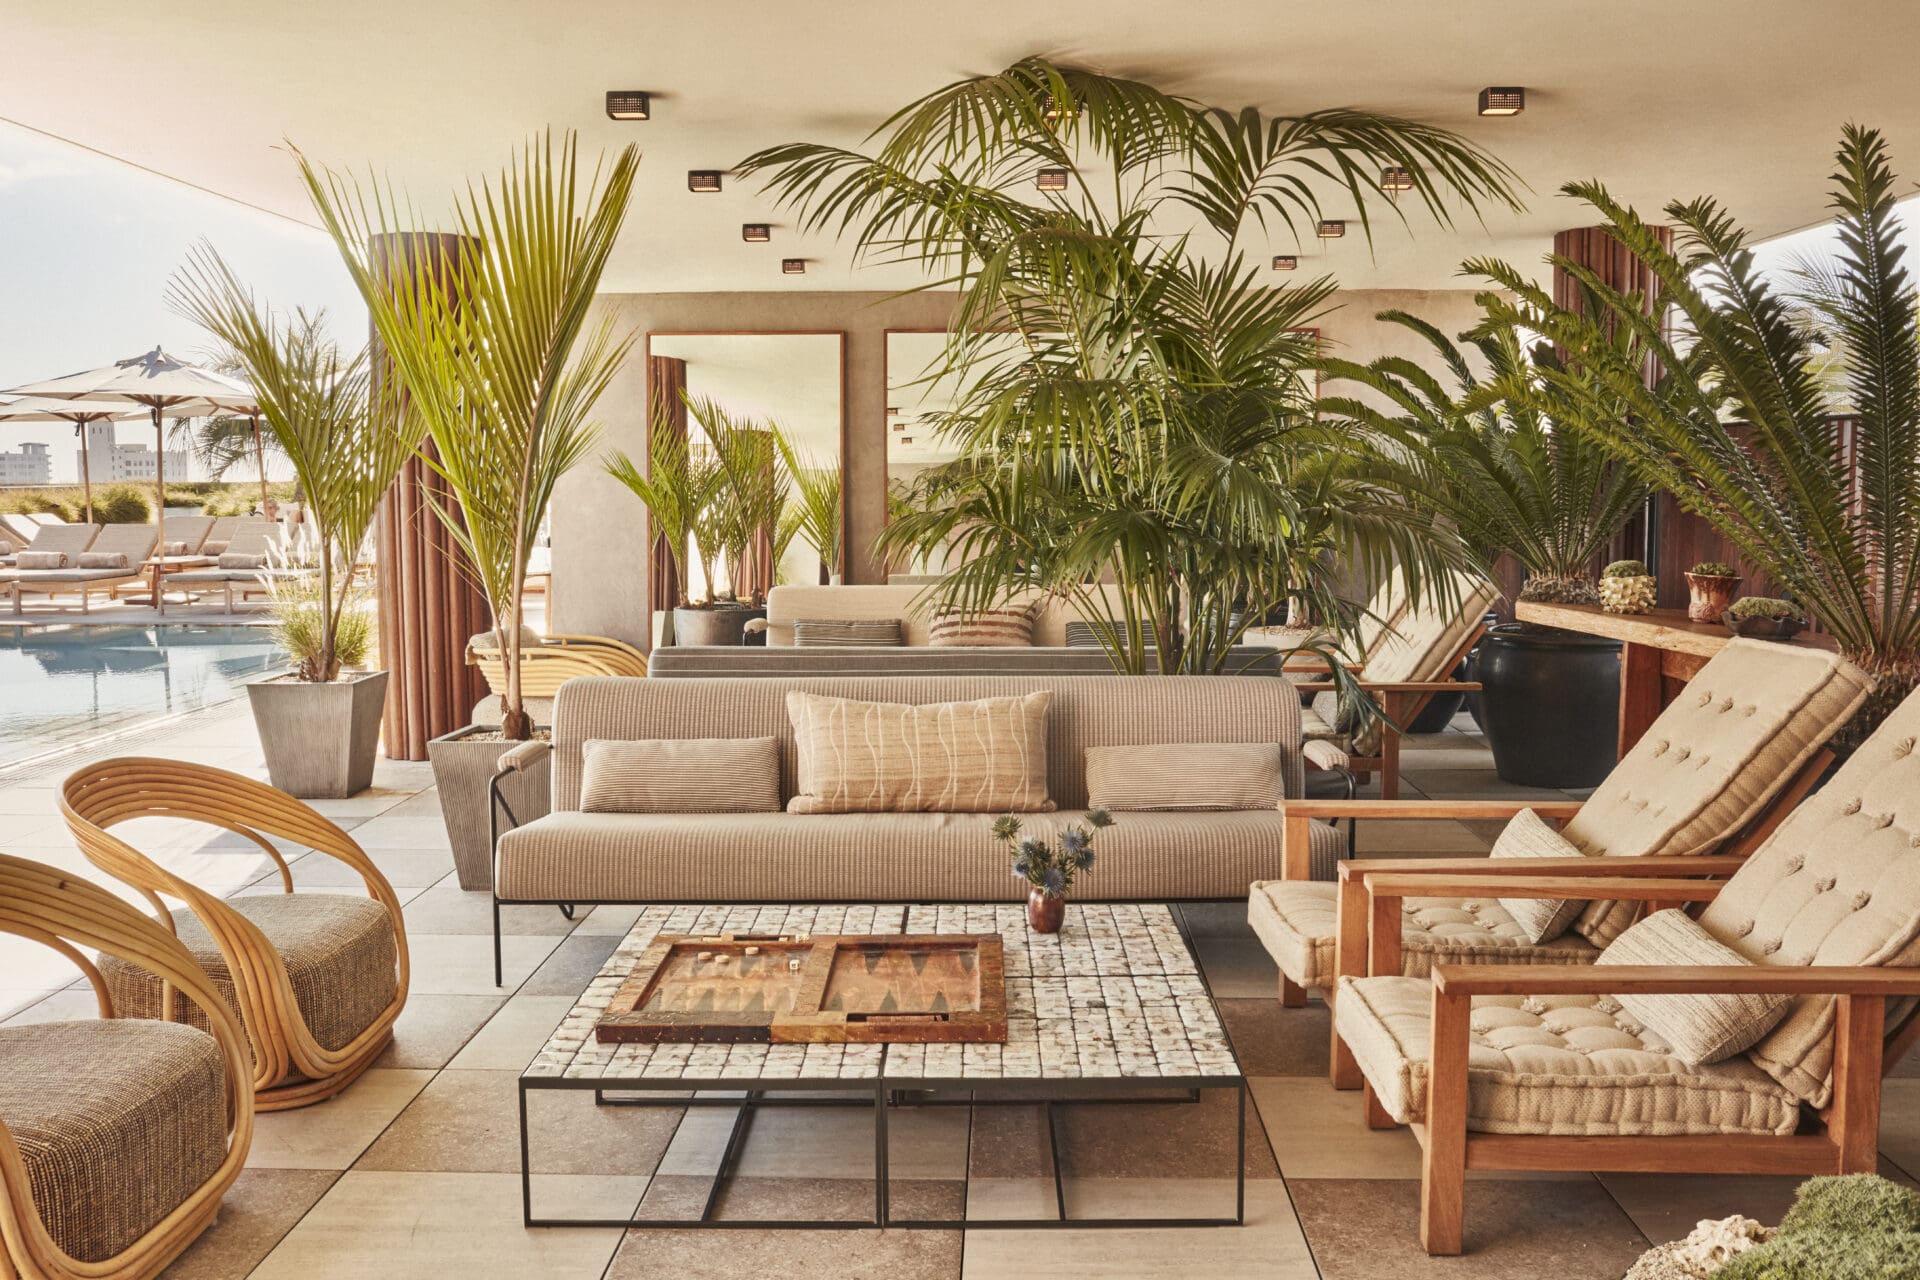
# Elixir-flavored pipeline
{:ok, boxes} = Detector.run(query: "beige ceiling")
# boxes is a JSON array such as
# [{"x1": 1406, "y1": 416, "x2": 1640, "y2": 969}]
[{"x1": 5, "y1": 0, "x2": 1917, "y2": 294}]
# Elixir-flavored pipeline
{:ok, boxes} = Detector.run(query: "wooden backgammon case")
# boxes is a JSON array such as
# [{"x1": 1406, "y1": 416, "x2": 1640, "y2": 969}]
[{"x1": 594, "y1": 931, "x2": 1008, "y2": 1045}]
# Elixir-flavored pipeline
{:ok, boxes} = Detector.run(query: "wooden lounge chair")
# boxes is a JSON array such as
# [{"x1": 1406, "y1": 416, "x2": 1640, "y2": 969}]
[
  {"x1": 4, "y1": 523, "x2": 156, "y2": 614},
  {"x1": 0, "y1": 852, "x2": 253, "y2": 1280},
  {"x1": 196, "y1": 515, "x2": 242, "y2": 556},
  {"x1": 1249, "y1": 640, "x2": 1871, "y2": 1070},
  {"x1": 59, "y1": 758, "x2": 410, "y2": 1110},
  {"x1": 157, "y1": 520, "x2": 284, "y2": 614},
  {"x1": 0, "y1": 519, "x2": 98, "y2": 570},
  {"x1": 466, "y1": 626, "x2": 649, "y2": 698},
  {"x1": 1334, "y1": 683, "x2": 1920, "y2": 1254}
]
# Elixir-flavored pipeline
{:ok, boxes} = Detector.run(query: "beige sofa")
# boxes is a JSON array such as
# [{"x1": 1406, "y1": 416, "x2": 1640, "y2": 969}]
[{"x1": 490, "y1": 674, "x2": 1338, "y2": 980}]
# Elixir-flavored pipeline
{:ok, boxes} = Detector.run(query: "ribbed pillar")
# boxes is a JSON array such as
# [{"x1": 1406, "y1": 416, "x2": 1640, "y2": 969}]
[
  {"x1": 646, "y1": 355, "x2": 688, "y2": 625},
  {"x1": 370, "y1": 232, "x2": 490, "y2": 760}
]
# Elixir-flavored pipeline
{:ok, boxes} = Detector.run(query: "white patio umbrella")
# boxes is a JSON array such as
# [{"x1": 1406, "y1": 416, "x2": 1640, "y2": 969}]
[
  {"x1": 0, "y1": 396, "x2": 147, "y2": 522},
  {"x1": 4, "y1": 347, "x2": 256, "y2": 553}
]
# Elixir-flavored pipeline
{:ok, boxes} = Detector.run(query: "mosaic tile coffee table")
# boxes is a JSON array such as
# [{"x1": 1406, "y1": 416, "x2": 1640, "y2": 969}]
[{"x1": 520, "y1": 902, "x2": 1246, "y2": 1230}]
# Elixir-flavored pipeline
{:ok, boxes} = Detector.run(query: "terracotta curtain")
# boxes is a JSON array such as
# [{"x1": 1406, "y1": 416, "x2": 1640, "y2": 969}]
[{"x1": 646, "y1": 355, "x2": 688, "y2": 624}]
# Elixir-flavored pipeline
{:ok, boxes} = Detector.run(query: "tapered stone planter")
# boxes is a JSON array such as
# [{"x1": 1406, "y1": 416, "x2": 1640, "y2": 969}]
[
  {"x1": 247, "y1": 669, "x2": 389, "y2": 799},
  {"x1": 429, "y1": 725, "x2": 552, "y2": 891}
]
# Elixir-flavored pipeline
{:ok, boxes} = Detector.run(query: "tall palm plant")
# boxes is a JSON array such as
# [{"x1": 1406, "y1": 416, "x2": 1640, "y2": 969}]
[
  {"x1": 776, "y1": 432, "x2": 842, "y2": 583},
  {"x1": 1471, "y1": 125, "x2": 1920, "y2": 738},
  {"x1": 169, "y1": 248, "x2": 413, "y2": 680},
  {"x1": 296, "y1": 132, "x2": 639, "y2": 739},
  {"x1": 1319, "y1": 312, "x2": 1649, "y2": 605},
  {"x1": 737, "y1": 56, "x2": 1521, "y2": 672},
  {"x1": 605, "y1": 404, "x2": 720, "y2": 608}
]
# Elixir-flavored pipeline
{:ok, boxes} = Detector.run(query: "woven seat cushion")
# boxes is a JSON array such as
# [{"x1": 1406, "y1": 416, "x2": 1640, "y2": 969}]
[
  {"x1": 1334, "y1": 975, "x2": 1802, "y2": 1137},
  {"x1": 0, "y1": 1020, "x2": 227, "y2": 1263},
  {"x1": 100, "y1": 895, "x2": 397, "y2": 1054},
  {"x1": 1248, "y1": 879, "x2": 1601, "y2": 989}
]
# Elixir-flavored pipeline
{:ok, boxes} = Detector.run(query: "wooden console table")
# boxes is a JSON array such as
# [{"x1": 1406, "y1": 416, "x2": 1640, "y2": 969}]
[{"x1": 1514, "y1": 602, "x2": 1836, "y2": 757}]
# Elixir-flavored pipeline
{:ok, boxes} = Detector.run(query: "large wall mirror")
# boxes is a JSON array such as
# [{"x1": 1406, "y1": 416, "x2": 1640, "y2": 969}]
[{"x1": 646, "y1": 332, "x2": 846, "y2": 605}]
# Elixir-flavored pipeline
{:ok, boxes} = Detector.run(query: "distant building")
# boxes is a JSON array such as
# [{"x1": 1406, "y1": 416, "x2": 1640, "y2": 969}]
[
  {"x1": 0, "y1": 441, "x2": 52, "y2": 485},
  {"x1": 76, "y1": 420, "x2": 190, "y2": 484}
]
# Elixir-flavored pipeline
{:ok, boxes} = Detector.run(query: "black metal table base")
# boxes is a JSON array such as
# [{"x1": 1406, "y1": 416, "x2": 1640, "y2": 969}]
[{"x1": 519, "y1": 1075, "x2": 1246, "y2": 1230}]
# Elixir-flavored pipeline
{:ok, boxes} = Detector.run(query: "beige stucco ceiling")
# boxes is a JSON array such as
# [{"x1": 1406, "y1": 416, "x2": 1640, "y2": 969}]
[{"x1": 4, "y1": 0, "x2": 1917, "y2": 294}]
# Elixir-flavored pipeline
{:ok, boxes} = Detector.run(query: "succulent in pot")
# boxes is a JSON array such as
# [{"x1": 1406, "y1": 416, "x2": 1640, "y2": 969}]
[
  {"x1": 1684, "y1": 561, "x2": 1744, "y2": 623},
  {"x1": 996, "y1": 809, "x2": 1113, "y2": 934},
  {"x1": 1724, "y1": 596, "x2": 1807, "y2": 641},
  {"x1": 1598, "y1": 559, "x2": 1657, "y2": 615}
]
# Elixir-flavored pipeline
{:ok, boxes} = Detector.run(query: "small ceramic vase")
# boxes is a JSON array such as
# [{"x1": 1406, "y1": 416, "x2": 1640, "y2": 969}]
[
  {"x1": 1684, "y1": 573, "x2": 1743, "y2": 623},
  {"x1": 1027, "y1": 888, "x2": 1065, "y2": 934}
]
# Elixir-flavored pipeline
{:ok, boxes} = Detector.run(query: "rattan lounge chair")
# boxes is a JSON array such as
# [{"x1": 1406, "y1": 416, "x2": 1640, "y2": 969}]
[
  {"x1": 1334, "y1": 682, "x2": 1920, "y2": 1253},
  {"x1": 4, "y1": 523, "x2": 156, "y2": 614},
  {"x1": 59, "y1": 758, "x2": 410, "y2": 1110},
  {"x1": 466, "y1": 626, "x2": 650, "y2": 698},
  {"x1": 0, "y1": 852, "x2": 253, "y2": 1280}
]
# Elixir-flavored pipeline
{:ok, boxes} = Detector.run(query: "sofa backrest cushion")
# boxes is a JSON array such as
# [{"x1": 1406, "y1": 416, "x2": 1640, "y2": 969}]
[
  {"x1": 765, "y1": 584, "x2": 1135, "y2": 647},
  {"x1": 551, "y1": 674, "x2": 1305, "y2": 812},
  {"x1": 1085, "y1": 742, "x2": 1284, "y2": 811},
  {"x1": 786, "y1": 690, "x2": 1054, "y2": 814},
  {"x1": 1561, "y1": 640, "x2": 1871, "y2": 947},
  {"x1": 1702, "y1": 686, "x2": 1920, "y2": 1105},
  {"x1": 580, "y1": 737, "x2": 782, "y2": 813}
]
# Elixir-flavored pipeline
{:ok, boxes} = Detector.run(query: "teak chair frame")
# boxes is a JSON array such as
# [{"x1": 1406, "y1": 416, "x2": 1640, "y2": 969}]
[
  {"x1": 0, "y1": 853, "x2": 254, "y2": 1280},
  {"x1": 58, "y1": 757, "x2": 410, "y2": 1111}
]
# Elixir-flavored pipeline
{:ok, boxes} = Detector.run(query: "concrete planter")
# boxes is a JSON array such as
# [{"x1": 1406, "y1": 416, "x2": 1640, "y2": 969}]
[
  {"x1": 672, "y1": 603, "x2": 765, "y2": 646},
  {"x1": 428, "y1": 725, "x2": 551, "y2": 891},
  {"x1": 246, "y1": 669, "x2": 389, "y2": 799}
]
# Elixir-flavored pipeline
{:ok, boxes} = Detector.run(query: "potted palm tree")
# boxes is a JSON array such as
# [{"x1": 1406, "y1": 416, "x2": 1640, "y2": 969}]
[
  {"x1": 298, "y1": 131, "x2": 638, "y2": 887},
  {"x1": 1320, "y1": 313, "x2": 1649, "y2": 786},
  {"x1": 171, "y1": 249, "x2": 414, "y2": 797},
  {"x1": 605, "y1": 403, "x2": 717, "y2": 648},
  {"x1": 1474, "y1": 125, "x2": 1920, "y2": 750}
]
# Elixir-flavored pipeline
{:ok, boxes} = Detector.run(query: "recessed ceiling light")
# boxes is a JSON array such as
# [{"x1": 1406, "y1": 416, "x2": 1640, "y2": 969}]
[
  {"x1": 1316, "y1": 220, "x2": 1346, "y2": 239},
  {"x1": 886, "y1": 406, "x2": 900, "y2": 415},
  {"x1": 688, "y1": 170, "x2": 723, "y2": 193},
  {"x1": 782, "y1": 258, "x2": 806, "y2": 275},
  {"x1": 1478, "y1": 87, "x2": 1526, "y2": 116},
  {"x1": 1036, "y1": 168, "x2": 1069, "y2": 192},
  {"x1": 900, "y1": 436, "x2": 914, "y2": 444},
  {"x1": 1379, "y1": 166, "x2": 1415, "y2": 192},
  {"x1": 742, "y1": 223, "x2": 771, "y2": 242},
  {"x1": 605, "y1": 91, "x2": 650, "y2": 121},
  {"x1": 1272, "y1": 255, "x2": 1298, "y2": 271},
  {"x1": 890, "y1": 420, "x2": 907, "y2": 432}
]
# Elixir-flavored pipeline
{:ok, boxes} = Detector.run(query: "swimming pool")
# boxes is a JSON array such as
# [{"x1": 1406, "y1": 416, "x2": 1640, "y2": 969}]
[{"x1": 0, "y1": 625, "x2": 287, "y2": 769}]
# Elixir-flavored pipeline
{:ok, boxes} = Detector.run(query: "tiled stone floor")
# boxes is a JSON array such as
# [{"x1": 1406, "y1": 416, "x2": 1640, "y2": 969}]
[{"x1": 2, "y1": 701, "x2": 1916, "y2": 1278}]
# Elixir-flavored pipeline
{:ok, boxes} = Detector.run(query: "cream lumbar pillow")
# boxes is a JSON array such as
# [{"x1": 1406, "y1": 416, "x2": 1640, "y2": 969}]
[
  {"x1": 1596, "y1": 909, "x2": 1792, "y2": 1067},
  {"x1": 1085, "y1": 743, "x2": 1283, "y2": 811},
  {"x1": 579, "y1": 738, "x2": 781, "y2": 814},
  {"x1": 77, "y1": 551, "x2": 129, "y2": 570},
  {"x1": 785, "y1": 690, "x2": 1053, "y2": 814},
  {"x1": 1489, "y1": 807, "x2": 1590, "y2": 944}
]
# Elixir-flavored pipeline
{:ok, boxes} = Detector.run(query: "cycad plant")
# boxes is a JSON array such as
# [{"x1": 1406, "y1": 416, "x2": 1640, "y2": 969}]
[
  {"x1": 297, "y1": 132, "x2": 638, "y2": 739},
  {"x1": 1471, "y1": 125, "x2": 1920, "y2": 737},
  {"x1": 738, "y1": 56, "x2": 1521, "y2": 672},
  {"x1": 1319, "y1": 312, "x2": 1649, "y2": 605},
  {"x1": 169, "y1": 249, "x2": 414, "y2": 681}
]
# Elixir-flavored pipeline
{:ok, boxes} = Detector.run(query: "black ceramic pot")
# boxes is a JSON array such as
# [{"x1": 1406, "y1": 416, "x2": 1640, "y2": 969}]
[
  {"x1": 1462, "y1": 612, "x2": 1500, "y2": 732},
  {"x1": 1476, "y1": 623, "x2": 1622, "y2": 788},
  {"x1": 1408, "y1": 657, "x2": 1469, "y2": 734}
]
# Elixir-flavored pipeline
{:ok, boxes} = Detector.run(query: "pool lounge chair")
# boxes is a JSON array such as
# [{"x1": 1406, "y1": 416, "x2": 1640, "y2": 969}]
[
  {"x1": 4, "y1": 523, "x2": 158, "y2": 614},
  {"x1": 0, "y1": 519, "x2": 97, "y2": 570},
  {"x1": 159, "y1": 521, "x2": 287, "y2": 614},
  {"x1": 0, "y1": 514, "x2": 44, "y2": 556},
  {"x1": 197, "y1": 515, "x2": 242, "y2": 556}
]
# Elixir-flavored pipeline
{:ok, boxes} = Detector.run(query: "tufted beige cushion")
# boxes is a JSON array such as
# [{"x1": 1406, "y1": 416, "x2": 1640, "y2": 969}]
[
  {"x1": 1598, "y1": 909, "x2": 1791, "y2": 1065},
  {"x1": 1085, "y1": 742, "x2": 1284, "y2": 811},
  {"x1": 1335, "y1": 975, "x2": 1802, "y2": 1135},
  {"x1": 1490, "y1": 809, "x2": 1590, "y2": 944},
  {"x1": 786, "y1": 690, "x2": 1054, "y2": 814},
  {"x1": 1699, "y1": 688, "x2": 1920, "y2": 1105}
]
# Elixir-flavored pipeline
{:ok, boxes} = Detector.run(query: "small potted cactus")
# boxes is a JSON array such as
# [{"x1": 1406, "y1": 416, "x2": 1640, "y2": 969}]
[
  {"x1": 1684, "y1": 561, "x2": 1744, "y2": 622},
  {"x1": 1723, "y1": 596, "x2": 1807, "y2": 641},
  {"x1": 1598, "y1": 559, "x2": 1657, "y2": 614}
]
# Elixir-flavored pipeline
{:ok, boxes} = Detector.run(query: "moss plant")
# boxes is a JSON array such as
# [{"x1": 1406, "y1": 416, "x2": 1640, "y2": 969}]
[
  {"x1": 1725, "y1": 597, "x2": 1801, "y2": 622},
  {"x1": 1604, "y1": 559, "x2": 1651, "y2": 578},
  {"x1": 1689, "y1": 561, "x2": 1738, "y2": 578},
  {"x1": 1709, "y1": 1175, "x2": 1920, "y2": 1280}
]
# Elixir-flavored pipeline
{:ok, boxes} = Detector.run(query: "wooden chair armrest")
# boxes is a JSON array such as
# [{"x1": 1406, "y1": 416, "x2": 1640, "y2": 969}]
[
  {"x1": 1431, "y1": 962, "x2": 1920, "y2": 999},
  {"x1": 1338, "y1": 855, "x2": 1748, "y2": 882},
  {"x1": 1282, "y1": 799, "x2": 1583, "y2": 821},
  {"x1": 1363, "y1": 872, "x2": 1722, "y2": 903}
]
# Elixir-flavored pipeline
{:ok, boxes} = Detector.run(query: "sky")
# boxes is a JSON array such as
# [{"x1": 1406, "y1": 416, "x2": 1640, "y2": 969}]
[{"x1": 0, "y1": 122, "x2": 365, "y2": 483}]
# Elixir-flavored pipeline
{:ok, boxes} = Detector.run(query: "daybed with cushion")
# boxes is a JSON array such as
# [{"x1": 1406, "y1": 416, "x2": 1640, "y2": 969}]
[
  {"x1": 1336, "y1": 682, "x2": 1920, "y2": 1254},
  {"x1": 158, "y1": 520, "x2": 285, "y2": 613},
  {"x1": 3, "y1": 522, "x2": 157, "y2": 614},
  {"x1": 490, "y1": 674, "x2": 1336, "y2": 983}
]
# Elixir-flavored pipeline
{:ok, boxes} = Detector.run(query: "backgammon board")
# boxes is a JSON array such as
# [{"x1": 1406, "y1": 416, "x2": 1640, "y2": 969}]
[{"x1": 594, "y1": 931, "x2": 1007, "y2": 1045}]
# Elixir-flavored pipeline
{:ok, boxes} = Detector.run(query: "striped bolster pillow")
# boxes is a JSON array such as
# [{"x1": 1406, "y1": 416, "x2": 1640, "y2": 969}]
[
  {"x1": 1084, "y1": 742, "x2": 1284, "y2": 811},
  {"x1": 792, "y1": 618, "x2": 906, "y2": 647},
  {"x1": 579, "y1": 737, "x2": 782, "y2": 813},
  {"x1": 1064, "y1": 619, "x2": 1158, "y2": 649},
  {"x1": 928, "y1": 606, "x2": 1035, "y2": 647}
]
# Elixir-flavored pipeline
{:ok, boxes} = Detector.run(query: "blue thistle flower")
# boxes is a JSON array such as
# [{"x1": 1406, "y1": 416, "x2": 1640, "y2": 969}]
[
  {"x1": 991, "y1": 814, "x2": 1022, "y2": 842},
  {"x1": 1060, "y1": 826, "x2": 1090, "y2": 855},
  {"x1": 1087, "y1": 807, "x2": 1115, "y2": 830},
  {"x1": 1042, "y1": 867, "x2": 1066, "y2": 897},
  {"x1": 1011, "y1": 853, "x2": 1032, "y2": 881},
  {"x1": 1072, "y1": 846, "x2": 1095, "y2": 872}
]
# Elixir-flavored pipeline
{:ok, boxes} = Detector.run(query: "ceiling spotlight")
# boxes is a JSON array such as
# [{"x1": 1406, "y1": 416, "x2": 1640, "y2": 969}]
[
  {"x1": 1272, "y1": 255, "x2": 1298, "y2": 271},
  {"x1": 900, "y1": 436, "x2": 914, "y2": 444},
  {"x1": 782, "y1": 258, "x2": 807, "y2": 275},
  {"x1": 688, "y1": 170, "x2": 723, "y2": 193},
  {"x1": 1379, "y1": 166, "x2": 1415, "y2": 192},
  {"x1": 605, "y1": 91, "x2": 651, "y2": 121},
  {"x1": 886, "y1": 406, "x2": 901, "y2": 415},
  {"x1": 1036, "y1": 168, "x2": 1069, "y2": 192},
  {"x1": 742, "y1": 223, "x2": 771, "y2": 242},
  {"x1": 1478, "y1": 87, "x2": 1526, "y2": 117},
  {"x1": 1316, "y1": 220, "x2": 1346, "y2": 239},
  {"x1": 890, "y1": 420, "x2": 907, "y2": 432}
]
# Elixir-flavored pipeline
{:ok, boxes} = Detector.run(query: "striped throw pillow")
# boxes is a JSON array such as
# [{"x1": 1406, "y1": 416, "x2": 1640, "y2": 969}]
[
  {"x1": 927, "y1": 606, "x2": 1035, "y2": 647},
  {"x1": 1490, "y1": 807, "x2": 1591, "y2": 943},
  {"x1": 1063, "y1": 620, "x2": 1158, "y2": 649},
  {"x1": 1598, "y1": 910, "x2": 1792, "y2": 1065},
  {"x1": 1085, "y1": 743, "x2": 1283, "y2": 811},
  {"x1": 792, "y1": 618, "x2": 905, "y2": 647},
  {"x1": 579, "y1": 738, "x2": 782, "y2": 813},
  {"x1": 786, "y1": 690, "x2": 1054, "y2": 814}
]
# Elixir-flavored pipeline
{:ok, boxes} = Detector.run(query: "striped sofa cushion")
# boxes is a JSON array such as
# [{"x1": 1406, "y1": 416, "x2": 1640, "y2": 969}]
[
  {"x1": 928, "y1": 607, "x2": 1035, "y2": 647},
  {"x1": 792, "y1": 618, "x2": 905, "y2": 647},
  {"x1": 579, "y1": 737, "x2": 782, "y2": 813},
  {"x1": 1084, "y1": 742, "x2": 1283, "y2": 811},
  {"x1": 786, "y1": 690, "x2": 1054, "y2": 814},
  {"x1": 1063, "y1": 620, "x2": 1158, "y2": 649}
]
